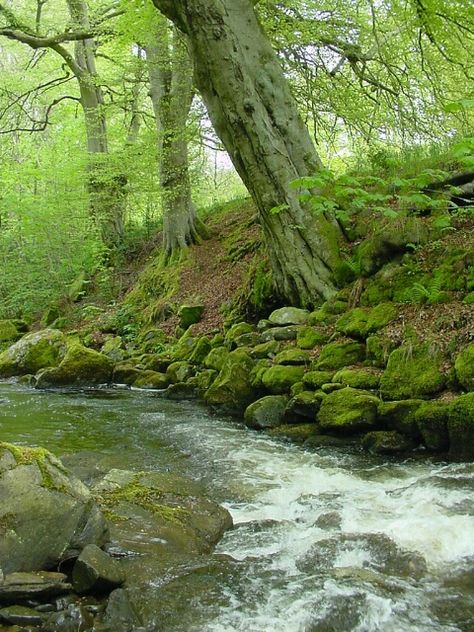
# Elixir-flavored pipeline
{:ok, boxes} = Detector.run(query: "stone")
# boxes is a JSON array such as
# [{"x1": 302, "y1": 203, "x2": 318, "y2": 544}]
[
  {"x1": 321, "y1": 382, "x2": 343, "y2": 393},
  {"x1": 232, "y1": 332, "x2": 262, "y2": 348},
  {"x1": 132, "y1": 370, "x2": 169, "y2": 390},
  {"x1": 162, "y1": 383, "x2": 198, "y2": 400},
  {"x1": 455, "y1": 344, "x2": 474, "y2": 391},
  {"x1": 378, "y1": 400, "x2": 423, "y2": 438},
  {"x1": 296, "y1": 326, "x2": 330, "y2": 349},
  {"x1": 362, "y1": 431, "x2": 415, "y2": 454},
  {"x1": 261, "y1": 326, "x2": 301, "y2": 342},
  {"x1": 261, "y1": 365, "x2": 305, "y2": 394},
  {"x1": 415, "y1": 401, "x2": 450, "y2": 451},
  {"x1": 0, "y1": 605, "x2": 45, "y2": 625},
  {"x1": 366, "y1": 334, "x2": 396, "y2": 368},
  {"x1": 112, "y1": 364, "x2": 142, "y2": 385},
  {"x1": 244, "y1": 395, "x2": 288, "y2": 430},
  {"x1": 178, "y1": 304, "x2": 204, "y2": 329},
  {"x1": 0, "y1": 443, "x2": 108, "y2": 575},
  {"x1": 0, "y1": 572, "x2": 71, "y2": 606},
  {"x1": 313, "y1": 341, "x2": 366, "y2": 371},
  {"x1": 204, "y1": 349, "x2": 255, "y2": 412},
  {"x1": 335, "y1": 303, "x2": 397, "y2": 339},
  {"x1": 0, "y1": 320, "x2": 24, "y2": 343},
  {"x1": 35, "y1": 344, "x2": 113, "y2": 388},
  {"x1": 317, "y1": 387, "x2": 380, "y2": 433},
  {"x1": 101, "y1": 336, "x2": 125, "y2": 363},
  {"x1": 332, "y1": 367, "x2": 381, "y2": 390},
  {"x1": 0, "y1": 329, "x2": 67, "y2": 377},
  {"x1": 249, "y1": 340, "x2": 281, "y2": 359},
  {"x1": 100, "y1": 588, "x2": 143, "y2": 631},
  {"x1": 448, "y1": 393, "x2": 474, "y2": 459},
  {"x1": 302, "y1": 370, "x2": 335, "y2": 389},
  {"x1": 274, "y1": 348, "x2": 311, "y2": 365},
  {"x1": 268, "y1": 307, "x2": 310, "y2": 326},
  {"x1": 224, "y1": 322, "x2": 254, "y2": 345},
  {"x1": 166, "y1": 361, "x2": 194, "y2": 384},
  {"x1": 72, "y1": 545, "x2": 125, "y2": 595},
  {"x1": 380, "y1": 343, "x2": 446, "y2": 400},
  {"x1": 268, "y1": 424, "x2": 317, "y2": 443},
  {"x1": 285, "y1": 391, "x2": 325, "y2": 421},
  {"x1": 204, "y1": 347, "x2": 230, "y2": 371},
  {"x1": 187, "y1": 337, "x2": 212, "y2": 365},
  {"x1": 194, "y1": 369, "x2": 218, "y2": 394}
]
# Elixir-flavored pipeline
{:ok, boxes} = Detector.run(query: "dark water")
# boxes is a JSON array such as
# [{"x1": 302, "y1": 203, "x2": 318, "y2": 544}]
[{"x1": 1, "y1": 381, "x2": 474, "y2": 631}]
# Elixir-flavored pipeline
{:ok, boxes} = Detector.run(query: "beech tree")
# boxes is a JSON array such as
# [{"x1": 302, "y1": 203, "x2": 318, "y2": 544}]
[{"x1": 151, "y1": 0, "x2": 344, "y2": 305}]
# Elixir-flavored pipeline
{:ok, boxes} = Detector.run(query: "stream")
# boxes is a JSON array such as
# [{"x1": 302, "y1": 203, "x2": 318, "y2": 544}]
[{"x1": 1, "y1": 381, "x2": 474, "y2": 631}]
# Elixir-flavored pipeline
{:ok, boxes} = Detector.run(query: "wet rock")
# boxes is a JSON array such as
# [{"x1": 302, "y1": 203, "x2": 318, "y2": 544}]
[
  {"x1": 261, "y1": 365, "x2": 305, "y2": 394},
  {"x1": 132, "y1": 370, "x2": 169, "y2": 389},
  {"x1": 268, "y1": 307, "x2": 310, "y2": 326},
  {"x1": 0, "y1": 572, "x2": 71, "y2": 605},
  {"x1": 317, "y1": 387, "x2": 380, "y2": 433},
  {"x1": 204, "y1": 349, "x2": 255, "y2": 413},
  {"x1": 35, "y1": 345, "x2": 113, "y2": 388},
  {"x1": 162, "y1": 382, "x2": 198, "y2": 400},
  {"x1": 72, "y1": 545, "x2": 125, "y2": 594},
  {"x1": 244, "y1": 395, "x2": 288, "y2": 430},
  {"x1": 43, "y1": 600, "x2": 96, "y2": 632},
  {"x1": 0, "y1": 329, "x2": 67, "y2": 377},
  {"x1": 97, "y1": 588, "x2": 143, "y2": 631},
  {"x1": 362, "y1": 430, "x2": 416, "y2": 454},
  {"x1": 448, "y1": 393, "x2": 474, "y2": 459},
  {"x1": 166, "y1": 361, "x2": 194, "y2": 384},
  {"x1": 313, "y1": 511, "x2": 342, "y2": 530},
  {"x1": 268, "y1": 423, "x2": 317, "y2": 443},
  {"x1": 0, "y1": 605, "x2": 45, "y2": 626},
  {"x1": 377, "y1": 399, "x2": 424, "y2": 438},
  {"x1": 0, "y1": 443, "x2": 108, "y2": 575},
  {"x1": 285, "y1": 390, "x2": 325, "y2": 421},
  {"x1": 415, "y1": 400, "x2": 450, "y2": 451}
]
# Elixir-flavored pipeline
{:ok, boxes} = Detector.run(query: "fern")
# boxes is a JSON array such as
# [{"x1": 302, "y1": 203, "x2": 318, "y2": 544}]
[{"x1": 410, "y1": 278, "x2": 444, "y2": 303}]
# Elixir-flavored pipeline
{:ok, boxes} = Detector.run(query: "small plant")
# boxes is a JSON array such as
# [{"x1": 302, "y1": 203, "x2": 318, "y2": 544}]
[{"x1": 410, "y1": 278, "x2": 444, "y2": 304}]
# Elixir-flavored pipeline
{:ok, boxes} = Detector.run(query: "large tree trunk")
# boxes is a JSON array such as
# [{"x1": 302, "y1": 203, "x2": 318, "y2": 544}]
[
  {"x1": 151, "y1": 0, "x2": 343, "y2": 305},
  {"x1": 145, "y1": 24, "x2": 207, "y2": 260}
]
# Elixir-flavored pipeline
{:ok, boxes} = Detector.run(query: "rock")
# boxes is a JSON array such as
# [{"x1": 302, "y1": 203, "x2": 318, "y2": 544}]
[
  {"x1": 285, "y1": 390, "x2": 325, "y2": 421},
  {"x1": 380, "y1": 343, "x2": 446, "y2": 400},
  {"x1": 308, "y1": 309, "x2": 337, "y2": 326},
  {"x1": 35, "y1": 345, "x2": 113, "y2": 388},
  {"x1": 204, "y1": 349, "x2": 255, "y2": 412},
  {"x1": 268, "y1": 423, "x2": 317, "y2": 443},
  {"x1": 0, "y1": 572, "x2": 71, "y2": 606},
  {"x1": 262, "y1": 365, "x2": 305, "y2": 394},
  {"x1": 162, "y1": 383, "x2": 198, "y2": 400},
  {"x1": 377, "y1": 400, "x2": 423, "y2": 438},
  {"x1": 224, "y1": 322, "x2": 254, "y2": 346},
  {"x1": 166, "y1": 361, "x2": 194, "y2": 384},
  {"x1": 448, "y1": 393, "x2": 474, "y2": 459},
  {"x1": 72, "y1": 545, "x2": 124, "y2": 595},
  {"x1": 335, "y1": 303, "x2": 397, "y2": 339},
  {"x1": 321, "y1": 382, "x2": 344, "y2": 393},
  {"x1": 414, "y1": 401, "x2": 450, "y2": 451},
  {"x1": 249, "y1": 340, "x2": 281, "y2": 359},
  {"x1": 302, "y1": 370, "x2": 335, "y2": 389},
  {"x1": 332, "y1": 367, "x2": 381, "y2": 390},
  {"x1": 232, "y1": 332, "x2": 262, "y2": 348},
  {"x1": 0, "y1": 319, "x2": 25, "y2": 343},
  {"x1": 313, "y1": 341, "x2": 366, "y2": 371},
  {"x1": 0, "y1": 605, "x2": 46, "y2": 625},
  {"x1": 261, "y1": 326, "x2": 301, "y2": 342},
  {"x1": 455, "y1": 344, "x2": 474, "y2": 391},
  {"x1": 194, "y1": 369, "x2": 218, "y2": 394},
  {"x1": 137, "y1": 328, "x2": 167, "y2": 353},
  {"x1": 296, "y1": 326, "x2": 330, "y2": 349},
  {"x1": 187, "y1": 337, "x2": 212, "y2": 364},
  {"x1": 143, "y1": 353, "x2": 173, "y2": 373},
  {"x1": 317, "y1": 387, "x2": 380, "y2": 433},
  {"x1": 178, "y1": 304, "x2": 204, "y2": 329},
  {"x1": 204, "y1": 347, "x2": 230, "y2": 371},
  {"x1": 112, "y1": 364, "x2": 142, "y2": 385},
  {"x1": 99, "y1": 588, "x2": 143, "y2": 631},
  {"x1": 268, "y1": 307, "x2": 310, "y2": 326},
  {"x1": 101, "y1": 336, "x2": 125, "y2": 363},
  {"x1": 0, "y1": 443, "x2": 108, "y2": 575},
  {"x1": 362, "y1": 431, "x2": 415, "y2": 454},
  {"x1": 274, "y1": 348, "x2": 310, "y2": 365},
  {"x1": 244, "y1": 395, "x2": 288, "y2": 430},
  {"x1": 132, "y1": 370, "x2": 169, "y2": 390},
  {"x1": 366, "y1": 334, "x2": 396, "y2": 367},
  {"x1": 0, "y1": 329, "x2": 67, "y2": 377}
]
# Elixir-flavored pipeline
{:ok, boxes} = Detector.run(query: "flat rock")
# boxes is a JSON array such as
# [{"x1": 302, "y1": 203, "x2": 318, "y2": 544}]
[{"x1": 72, "y1": 544, "x2": 125, "y2": 594}]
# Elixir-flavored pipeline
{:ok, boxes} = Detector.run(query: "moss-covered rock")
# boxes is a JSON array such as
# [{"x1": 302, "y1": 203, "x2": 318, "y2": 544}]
[
  {"x1": 194, "y1": 369, "x2": 218, "y2": 394},
  {"x1": 332, "y1": 367, "x2": 381, "y2": 390},
  {"x1": 454, "y1": 344, "x2": 474, "y2": 392},
  {"x1": 143, "y1": 353, "x2": 173, "y2": 373},
  {"x1": 35, "y1": 344, "x2": 113, "y2": 388},
  {"x1": 314, "y1": 341, "x2": 366, "y2": 371},
  {"x1": 274, "y1": 348, "x2": 311, "y2": 366},
  {"x1": 172, "y1": 330, "x2": 197, "y2": 362},
  {"x1": 244, "y1": 395, "x2": 288, "y2": 430},
  {"x1": 249, "y1": 340, "x2": 281, "y2": 359},
  {"x1": 261, "y1": 365, "x2": 306, "y2": 394},
  {"x1": 204, "y1": 349, "x2": 255, "y2": 412},
  {"x1": 133, "y1": 370, "x2": 169, "y2": 390},
  {"x1": 204, "y1": 347, "x2": 230, "y2": 372},
  {"x1": 296, "y1": 326, "x2": 330, "y2": 349},
  {"x1": 0, "y1": 329, "x2": 67, "y2": 377},
  {"x1": 317, "y1": 387, "x2": 380, "y2": 433},
  {"x1": 101, "y1": 336, "x2": 125, "y2": 363},
  {"x1": 362, "y1": 431, "x2": 415, "y2": 454},
  {"x1": 137, "y1": 328, "x2": 167, "y2": 354},
  {"x1": 232, "y1": 332, "x2": 262, "y2": 348},
  {"x1": 321, "y1": 382, "x2": 344, "y2": 393},
  {"x1": 187, "y1": 337, "x2": 212, "y2": 365},
  {"x1": 178, "y1": 304, "x2": 204, "y2": 329},
  {"x1": 463, "y1": 291, "x2": 474, "y2": 305},
  {"x1": 366, "y1": 335, "x2": 397, "y2": 368},
  {"x1": 308, "y1": 310, "x2": 337, "y2": 326},
  {"x1": 335, "y1": 303, "x2": 397, "y2": 339},
  {"x1": 377, "y1": 400, "x2": 424, "y2": 438},
  {"x1": 303, "y1": 370, "x2": 336, "y2": 389},
  {"x1": 0, "y1": 319, "x2": 24, "y2": 343},
  {"x1": 448, "y1": 393, "x2": 474, "y2": 459},
  {"x1": 285, "y1": 391, "x2": 325, "y2": 421},
  {"x1": 414, "y1": 401, "x2": 450, "y2": 451},
  {"x1": 249, "y1": 359, "x2": 273, "y2": 390},
  {"x1": 113, "y1": 363, "x2": 142, "y2": 385},
  {"x1": 224, "y1": 322, "x2": 254, "y2": 346},
  {"x1": 380, "y1": 343, "x2": 446, "y2": 400},
  {"x1": 268, "y1": 424, "x2": 317, "y2": 443},
  {"x1": 268, "y1": 307, "x2": 310, "y2": 326},
  {"x1": 261, "y1": 326, "x2": 301, "y2": 342},
  {"x1": 166, "y1": 361, "x2": 194, "y2": 384}
]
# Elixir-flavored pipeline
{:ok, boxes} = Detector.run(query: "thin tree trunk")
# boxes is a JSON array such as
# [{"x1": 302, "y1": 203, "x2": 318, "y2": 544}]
[{"x1": 151, "y1": 0, "x2": 343, "y2": 305}]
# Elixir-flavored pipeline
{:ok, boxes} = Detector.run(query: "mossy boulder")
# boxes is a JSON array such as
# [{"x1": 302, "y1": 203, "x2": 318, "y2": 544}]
[
  {"x1": 317, "y1": 387, "x2": 380, "y2": 433},
  {"x1": 194, "y1": 369, "x2": 218, "y2": 394},
  {"x1": 133, "y1": 370, "x2": 169, "y2": 390},
  {"x1": 101, "y1": 336, "x2": 125, "y2": 363},
  {"x1": 166, "y1": 361, "x2": 194, "y2": 384},
  {"x1": 178, "y1": 304, "x2": 204, "y2": 329},
  {"x1": 204, "y1": 347, "x2": 230, "y2": 372},
  {"x1": 380, "y1": 343, "x2": 446, "y2": 400},
  {"x1": 268, "y1": 424, "x2": 317, "y2": 444},
  {"x1": 377, "y1": 400, "x2": 424, "y2": 438},
  {"x1": 303, "y1": 370, "x2": 335, "y2": 389},
  {"x1": 224, "y1": 322, "x2": 254, "y2": 346},
  {"x1": 249, "y1": 340, "x2": 281, "y2": 359},
  {"x1": 296, "y1": 326, "x2": 330, "y2": 349},
  {"x1": 261, "y1": 365, "x2": 305, "y2": 394},
  {"x1": 332, "y1": 367, "x2": 381, "y2": 390},
  {"x1": 268, "y1": 307, "x2": 310, "y2": 326},
  {"x1": 172, "y1": 330, "x2": 197, "y2": 362},
  {"x1": 0, "y1": 443, "x2": 108, "y2": 574},
  {"x1": 204, "y1": 349, "x2": 255, "y2": 412},
  {"x1": 274, "y1": 348, "x2": 311, "y2": 366},
  {"x1": 137, "y1": 328, "x2": 167, "y2": 354},
  {"x1": 285, "y1": 391, "x2": 325, "y2": 421},
  {"x1": 249, "y1": 359, "x2": 273, "y2": 390},
  {"x1": 362, "y1": 431, "x2": 415, "y2": 454},
  {"x1": 232, "y1": 332, "x2": 262, "y2": 348},
  {"x1": 314, "y1": 341, "x2": 366, "y2": 371},
  {"x1": 335, "y1": 303, "x2": 397, "y2": 339},
  {"x1": 0, "y1": 319, "x2": 25, "y2": 343},
  {"x1": 187, "y1": 337, "x2": 212, "y2": 365},
  {"x1": 414, "y1": 401, "x2": 450, "y2": 451},
  {"x1": 463, "y1": 291, "x2": 474, "y2": 304},
  {"x1": 244, "y1": 395, "x2": 288, "y2": 430},
  {"x1": 112, "y1": 363, "x2": 142, "y2": 385},
  {"x1": 0, "y1": 329, "x2": 67, "y2": 377},
  {"x1": 308, "y1": 310, "x2": 337, "y2": 326},
  {"x1": 261, "y1": 326, "x2": 301, "y2": 342},
  {"x1": 448, "y1": 393, "x2": 474, "y2": 459},
  {"x1": 454, "y1": 344, "x2": 474, "y2": 392},
  {"x1": 35, "y1": 345, "x2": 113, "y2": 388},
  {"x1": 366, "y1": 335, "x2": 397, "y2": 368}
]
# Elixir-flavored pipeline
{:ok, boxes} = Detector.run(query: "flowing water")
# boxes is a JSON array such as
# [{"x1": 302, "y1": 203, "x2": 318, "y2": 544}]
[{"x1": 1, "y1": 381, "x2": 474, "y2": 631}]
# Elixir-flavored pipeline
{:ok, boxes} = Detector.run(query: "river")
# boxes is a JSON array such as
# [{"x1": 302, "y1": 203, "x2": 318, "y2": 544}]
[{"x1": 1, "y1": 381, "x2": 473, "y2": 631}]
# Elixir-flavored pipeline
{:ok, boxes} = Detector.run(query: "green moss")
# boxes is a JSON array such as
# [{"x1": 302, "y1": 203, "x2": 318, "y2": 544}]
[
  {"x1": 36, "y1": 344, "x2": 113, "y2": 387},
  {"x1": 0, "y1": 320, "x2": 21, "y2": 343},
  {"x1": 414, "y1": 401, "x2": 450, "y2": 451},
  {"x1": 314, "y1": 341, "x2": 366, "y2": 370},
  {"x1": 0, "y1": 443, "x2": 67, "y2": 492},
  {"x1": 274, "y1": 348, "x2": 310, "y2": 365},
  {"x1": 166, "y1": 361, "x2": 194, "y2": 384},
  {"x1": 178, "y1": 304, "x2": 205, "y2": 329},
  {"x1": 261, "y1": 365, "x2": 306, "y2": 394},
  {"x1": 204, "y1": 349, "x2": 256, "y2": 411},
  {"x1": 454, "y1": 344, "x2": 474, "y2": 391},
  {"x1": 268, "y1": 423, "x2": 317, "y2": 443},
  {"x1": 332, "y1": 368, "x2": 381, "y2": 390},
  {"x1": 224, "y1": 322, "x2": 255, "y2": 345},
  {"x1": 317, "y1": 387, "x2": 380, "y2": 433},
  {"x1": 362, "y1": 431, "x2": 414, "y2": 454},
  {"x1": 308, "y1": 309, "x2": 336, "y2": 326},
  {"x1": 366, "y1": 335, "x2": 396, "y2": 368},
  {"x1": 133, "y1": 370, "x2": 169, "y2": 389},
  {"x1": 244, "y1": 395, "x2": 288, "y2": 429},
  {"x1": 296, "y1": 326, "x2": 330, "y2": 349},
  {"x1": 448, "y1": 393, "x2": 474, "y2": 459},
  {"x1": 377, "y1": 400, "x2": 423, "y2": 438},
  {"x1": 249, "y1": 340, "x2": 280, "y2": 359},
  {"x1": 187, "y1": 337, "x2": 212, "y2": 365},
  {"x1": 303, "y1": 370, "x2": 336, "y2": 389},
  {"x1": 336, "y1": 303, "x2": 397, "y2": 339},
  {"x1": 463, "y1": 291, "x2": 474, "y2": 305}
]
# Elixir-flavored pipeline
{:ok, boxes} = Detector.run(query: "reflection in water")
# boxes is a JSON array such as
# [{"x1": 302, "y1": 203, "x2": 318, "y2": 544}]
[{"x1": 0, "y1": 381, "x2": 473, "y2": 631}]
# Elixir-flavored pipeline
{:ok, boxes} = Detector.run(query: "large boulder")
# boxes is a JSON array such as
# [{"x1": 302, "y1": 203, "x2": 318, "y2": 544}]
[
  {"x1": 0, "y1": 443, "x2": 108, "y2": 575},
  {"x1": 0, "y1": 319, "x2": 27, "y2": 344},
  {"x1": 335, "y1": 303, "x2": 397, "y2": 339},
  {"x1": 448, "y1": 393, "x2": 474, "y2": 459},
  {"x1": 317, "y1": 387, "x2": 380, "y2": 433},
  {"x1": 35, "y1": 344, "x2": 113, "y2": 388},
  {"x1": 414, "y1": 401, "x2": 450, "y2": 451},
  {"x1": 244, "y1": 395, "x2": 288, "y2": 430},
  {"x1": 380, "y1": 343, "x2": 446, "y2": 400},
  {"x1": 0, "y1": 329, "x2": 67, "y2": 377},
  {"x1": 268, "y1": 307, "x2": 310, "y2": 326},
  {"x1": 204, "y1": 349, "x2": 255, "y2": 412},
  {"x1": 455, "y1": 344, "x2": 474, "y2": 392},
  {"x1": 313, "y1": 341, "x2": 366, "y2": 371},
  {"x1": 332, "y1": 367, "x2": 381, "y2": 390},
  {"x1": 261, "y1": 365, "x2": 305, "y2": 394}
]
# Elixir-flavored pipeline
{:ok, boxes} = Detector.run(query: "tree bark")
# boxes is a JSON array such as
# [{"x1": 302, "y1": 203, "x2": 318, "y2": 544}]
[
  {"x1": 151, "y1": 0, "x2": 343, "y2": 305},
  {"x1": 145, "y1": 23, "x2": 207, "y2": 260}
]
